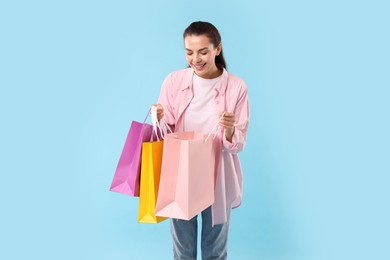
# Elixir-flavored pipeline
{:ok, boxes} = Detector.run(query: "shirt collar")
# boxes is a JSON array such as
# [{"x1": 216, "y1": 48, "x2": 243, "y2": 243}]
[{"x1": 181, "y1": 68, "x2": 229, "y2": 93}]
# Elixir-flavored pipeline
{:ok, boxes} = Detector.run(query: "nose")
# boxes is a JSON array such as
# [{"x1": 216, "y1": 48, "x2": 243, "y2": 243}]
[{"x1": 193, "y1": 53, "x2": 201, "y2": 63}]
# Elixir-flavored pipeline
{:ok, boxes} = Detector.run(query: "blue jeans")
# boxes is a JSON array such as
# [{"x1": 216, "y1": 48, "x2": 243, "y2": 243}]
[{"x1": 170, "y1": 206, "x2": 231, "y2": 260}]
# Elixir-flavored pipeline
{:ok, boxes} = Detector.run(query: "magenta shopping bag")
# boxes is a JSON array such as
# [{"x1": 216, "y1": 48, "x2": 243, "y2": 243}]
[{"x1": 110, "y1": 114, "x2": 153, "y2": 196}]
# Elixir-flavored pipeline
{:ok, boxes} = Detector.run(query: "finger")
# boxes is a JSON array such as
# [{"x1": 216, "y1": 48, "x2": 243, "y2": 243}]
[
  {"x1": 220, "y1": 113, "x2": 235, "y2": 121},
  {"x1": 221, "y1": 116, "x2": 235, "y2": 123},
  {"x1": 219, "y1": 119, "x2": 235, "y2": 127},
  {"x1": 156, "y1": 104, "x2": 164, "y2": 112},
  {"x1": 219, "y1": 124, "x2": 235, "y2": 130},
  {"x1": 218, "y1": 111, "x2": 228, "y2": 117},
  {"x1": 219, "y1": 112, "x2": 234, "y2": 116},
  {"x1": 222, "y1": 115, "x2": 235, "y2": 121}
]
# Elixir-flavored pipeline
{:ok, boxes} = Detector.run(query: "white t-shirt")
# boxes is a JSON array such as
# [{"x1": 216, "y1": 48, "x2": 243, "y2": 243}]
[{"x1": 183, "y1": 73, "x2": 221, "y2": 134}]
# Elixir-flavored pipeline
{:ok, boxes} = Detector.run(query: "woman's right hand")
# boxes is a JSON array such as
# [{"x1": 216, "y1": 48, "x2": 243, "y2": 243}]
[{"x1": 152, "y1": 104, "x2": 164, "y2": 121}]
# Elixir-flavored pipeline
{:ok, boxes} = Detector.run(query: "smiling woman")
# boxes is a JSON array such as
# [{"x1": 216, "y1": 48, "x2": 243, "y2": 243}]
[
  {"x1": 153, "y1": 21, "x2": 250, "y2": 260},
  {"x1": 184, "y1": 35, "x2": 222, "y2": 79},
  {"x1": 184, "y1": 37, "x2": 222, "y2": 80}
]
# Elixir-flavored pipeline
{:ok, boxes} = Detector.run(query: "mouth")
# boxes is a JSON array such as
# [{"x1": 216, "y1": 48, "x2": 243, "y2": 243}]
[{"x1": 193, "y1": 63, "x2": 206, "y2": 70}]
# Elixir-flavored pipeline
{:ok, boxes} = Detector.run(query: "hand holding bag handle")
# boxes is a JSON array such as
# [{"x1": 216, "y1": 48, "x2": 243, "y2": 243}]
[{"x1": 150, "y1": 105, "x2": 173, "y2": 141}]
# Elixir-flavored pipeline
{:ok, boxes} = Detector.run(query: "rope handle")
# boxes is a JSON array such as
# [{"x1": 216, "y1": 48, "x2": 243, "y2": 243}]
[
  {"x1": 204, "y1": 112, "x2": 225, "y2": 143},
  {"x1": 149, "y1": 105, "x2": 173, "y2": 142}
]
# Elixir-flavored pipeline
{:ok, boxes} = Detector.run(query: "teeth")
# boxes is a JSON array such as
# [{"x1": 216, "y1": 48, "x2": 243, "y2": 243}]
[{"x1": 194, "y1": 64, "x2": 204, "y2": 69}]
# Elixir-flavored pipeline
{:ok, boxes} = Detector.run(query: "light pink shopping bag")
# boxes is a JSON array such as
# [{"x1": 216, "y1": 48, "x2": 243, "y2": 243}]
[
  {"x1": 155, "y1": 131, "x2": 216, "y2": 220},
  {"x1": 110, "y1": 115, "x2": 153, "y2": 197}
]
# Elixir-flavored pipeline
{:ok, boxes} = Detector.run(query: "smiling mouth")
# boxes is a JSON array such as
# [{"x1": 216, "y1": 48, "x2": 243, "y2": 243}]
[{"x1": 193, "y1": 63, "x2": 205, "y2": 70}]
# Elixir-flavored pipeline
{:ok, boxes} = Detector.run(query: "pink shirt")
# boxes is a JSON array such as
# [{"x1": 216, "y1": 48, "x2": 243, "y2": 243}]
[{"x1": 158, "y1": 68, "x2": 250, "y2": 225}]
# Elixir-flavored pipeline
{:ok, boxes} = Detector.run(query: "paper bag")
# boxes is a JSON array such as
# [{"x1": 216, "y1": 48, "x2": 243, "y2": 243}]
[
  {"x1": 110, "y1": 121, "x2": 152, "y2": 196},
  {"x1": 155, "y1": 132, "x2": 215, "y2": 220},
  {"x1": 138, "y1": 140, "x2": 168, "y2": 223}
]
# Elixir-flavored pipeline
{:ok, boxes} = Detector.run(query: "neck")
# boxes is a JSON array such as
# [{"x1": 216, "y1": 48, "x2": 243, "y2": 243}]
[{"x1": 199, "y1": 66, "x2": 223, "y2": 79}]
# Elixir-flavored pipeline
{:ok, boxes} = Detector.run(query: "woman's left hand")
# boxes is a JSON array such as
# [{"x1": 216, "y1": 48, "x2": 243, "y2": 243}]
[{"x1": 218, "y1": 112, "x2": 235, "y2": 142}]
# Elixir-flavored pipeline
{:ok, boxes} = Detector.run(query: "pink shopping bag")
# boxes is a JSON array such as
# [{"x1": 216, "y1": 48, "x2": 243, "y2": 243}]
[
  {"x1": 155, "y1": 131, "x2": 216, "y2": 220},
  {"x1": 110, "y1": 113, "x2": 153, "y2": 196}
]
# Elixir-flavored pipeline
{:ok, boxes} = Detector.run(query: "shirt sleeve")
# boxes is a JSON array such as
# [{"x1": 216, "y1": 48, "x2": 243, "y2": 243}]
[
  {"x1": 222, "y1": 82, "x2": 250, "y2": 154},
  {"x1": 157, "y1": 73, "x2": 176, "y2": 130}
]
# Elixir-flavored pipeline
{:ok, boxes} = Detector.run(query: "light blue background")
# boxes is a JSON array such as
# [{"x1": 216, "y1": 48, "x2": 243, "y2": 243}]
[{"x1": 1, "y1": 1, "x2": 389, "y2": 259}]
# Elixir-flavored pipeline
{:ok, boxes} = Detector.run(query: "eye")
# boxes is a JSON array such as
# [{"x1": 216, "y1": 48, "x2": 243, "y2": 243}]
[
  {"x1": 200, "y1": 51, "x2": 208, "y2": 55},
  {"x1": 186, "y1": 52, "x2": 193, "y2": 56}
]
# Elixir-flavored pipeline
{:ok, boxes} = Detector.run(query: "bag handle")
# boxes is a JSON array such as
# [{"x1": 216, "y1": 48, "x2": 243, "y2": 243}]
[
  {"x1": 142, "y1": 108, "x2": 151, "y2": 124},
  {"x1": 150, "y1": 106, "x2": 173, "y2": 141},
  {"x1": 204, "y1": 112, "x2": 225, "y2": 143},
  {"x1": 159, "y1": 118, "x2": 173, "y2": 136},
  {"x1": 150, "y1": 106, "x2": 163, "y2": 141}
]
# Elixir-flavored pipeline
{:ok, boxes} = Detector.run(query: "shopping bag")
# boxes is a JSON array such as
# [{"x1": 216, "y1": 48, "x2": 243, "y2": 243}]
[
  {"x1": 138, "y1": 140, "x2": 168, "y2": 223},
  {"x1": 155, "y1": 114, "x2": 224, "y2": 220},
  {"x1": 138, "y1": 107, "x2": 169, "y2": 223},
  {"x1": 155, "y1": 131, "x2": 216, "y2": 220},
  {"x1": 110, "y1": 112, "x2": 153, "y2": 196}
]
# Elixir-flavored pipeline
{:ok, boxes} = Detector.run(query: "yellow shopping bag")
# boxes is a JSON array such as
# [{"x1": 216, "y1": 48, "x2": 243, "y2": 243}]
[{"x1": 138, "y1": 140, "x2": 168, "y2": 224}]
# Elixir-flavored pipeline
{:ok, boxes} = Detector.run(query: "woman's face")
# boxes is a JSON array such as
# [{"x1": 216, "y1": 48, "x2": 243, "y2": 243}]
[{"x1": 184, "y1": 34, "x2": 222, "y2": 79}]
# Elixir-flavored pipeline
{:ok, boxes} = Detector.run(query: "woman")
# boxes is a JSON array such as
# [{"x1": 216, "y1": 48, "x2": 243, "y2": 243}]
[{"x1": 156, "y1": 21, "x2": 250, "y2": 260}]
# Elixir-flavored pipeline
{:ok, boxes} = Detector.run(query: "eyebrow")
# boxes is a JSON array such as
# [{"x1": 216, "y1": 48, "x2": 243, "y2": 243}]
[{"x1": 185, "y1": 47, "x2": 209, "y2": 52}]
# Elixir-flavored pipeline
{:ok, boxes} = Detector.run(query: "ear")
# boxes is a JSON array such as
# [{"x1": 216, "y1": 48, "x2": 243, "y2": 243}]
[{"x1": 216, "y1": 43, "x2": 222, "y2": 56}]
